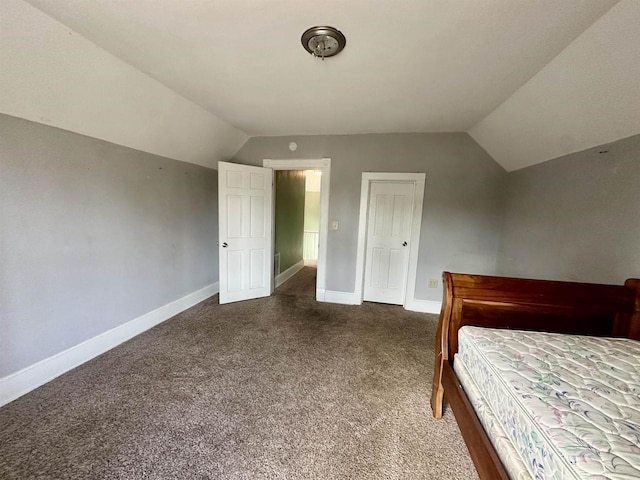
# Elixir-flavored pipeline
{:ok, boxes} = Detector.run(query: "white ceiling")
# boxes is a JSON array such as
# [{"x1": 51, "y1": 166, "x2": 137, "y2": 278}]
[
  {"x1": 1, "y1": 0, "x2": 247, "y2": 168},
  {"x1": 18, "y1": 0, "x2": 638, "y2": 170},
  {"x1": 469, "y1": 0, "x2": 640, "y2": 171}
]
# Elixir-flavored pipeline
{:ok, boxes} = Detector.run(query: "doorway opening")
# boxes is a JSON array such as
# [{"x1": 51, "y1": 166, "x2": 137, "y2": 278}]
[
  {"x1": 264, "y1": 158, "x2": 331, "y2": 302},
  {"x1": 272, "y1": 169, "x2": 321, "y2": 295}
]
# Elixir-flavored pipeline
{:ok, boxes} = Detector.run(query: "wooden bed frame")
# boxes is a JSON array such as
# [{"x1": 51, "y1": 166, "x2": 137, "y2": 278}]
[{"x1": 430, "y1": 272, "x2": 640, "y2": 480}]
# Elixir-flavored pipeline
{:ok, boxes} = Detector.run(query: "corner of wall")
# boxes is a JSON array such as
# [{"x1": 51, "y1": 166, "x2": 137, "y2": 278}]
[{"x1": 0, "y1": 0, "x2": 248, "y2": 168}]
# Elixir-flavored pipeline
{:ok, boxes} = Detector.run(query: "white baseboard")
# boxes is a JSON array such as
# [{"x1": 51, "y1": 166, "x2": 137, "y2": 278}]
[
  {"x1": 323, "y1": 290, "x2": 361, "y2": 305},
  {"x1": 320, "y1": 290, "x2": 441, "y2": 313},
  {"x1": 404, "y1": 298, "x2": 442, "y2": 314},
  {"x1": 275, "y1": 259, "x2": 305, "y2": 288},
  {"x1": 0, "y1": 282, "x2": 219, "y2": 407}
]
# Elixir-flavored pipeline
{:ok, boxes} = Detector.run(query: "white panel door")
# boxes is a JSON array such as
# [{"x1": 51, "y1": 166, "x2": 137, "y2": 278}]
[
  {"x1": 218, "y1": 161, "x2": 273, "y2": 304},
  {"x1": 363, "y1": 181, "x2": 415, "y2": 305}
]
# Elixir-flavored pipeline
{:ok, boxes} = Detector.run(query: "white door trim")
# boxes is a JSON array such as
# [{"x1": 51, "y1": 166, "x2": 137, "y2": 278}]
[
  {"x1": 263, "y1": 158, "x2": 331, "y2": 302},
  {"x1": 354, "y1": 172, "x2": 426, "y2": 308}
]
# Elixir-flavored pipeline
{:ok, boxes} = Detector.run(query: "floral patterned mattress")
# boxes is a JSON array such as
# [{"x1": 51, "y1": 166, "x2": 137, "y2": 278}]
[{"x1": 453, "y1": 326, "x2": 640, "y2": 480}]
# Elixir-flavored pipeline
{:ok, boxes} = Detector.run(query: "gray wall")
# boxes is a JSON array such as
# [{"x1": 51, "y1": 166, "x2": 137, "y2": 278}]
[
  {"x1": 233, "y1": 133, "x2": 507, "y2": 301},
  {"x1": 0, "y1": 114, "x2": 219, "y2": 377},
  {"x1": 497, "y1": 133, "x2": 640, "y2": 284}
]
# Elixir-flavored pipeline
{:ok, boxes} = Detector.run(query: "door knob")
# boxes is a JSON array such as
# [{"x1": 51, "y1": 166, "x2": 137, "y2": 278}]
[
  {"x1": 402, "y1": 241, "x2": 408, "y2": 246},
  {"x1": 222, "y1": 242, "x2": 228, "y2": 248}
]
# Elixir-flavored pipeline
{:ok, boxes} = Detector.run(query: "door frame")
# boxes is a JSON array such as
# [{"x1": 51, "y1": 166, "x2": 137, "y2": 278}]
[
  {"x1": 354, "y1": 172, "x2": 426, "y2": 308},
  {"x1": 263, "y1": 158, "x2": 331, "y2": 302}
]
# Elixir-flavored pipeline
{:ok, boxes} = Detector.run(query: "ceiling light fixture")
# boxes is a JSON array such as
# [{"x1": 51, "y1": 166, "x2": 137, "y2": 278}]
[{"x1": 301, "y1": 26, "x2": 346, "y2": 60}]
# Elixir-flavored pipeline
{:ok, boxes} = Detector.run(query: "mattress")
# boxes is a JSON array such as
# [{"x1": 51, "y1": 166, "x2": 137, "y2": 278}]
[{"x1": 453, "y1": 327, "x2": 640, "y2": 480}]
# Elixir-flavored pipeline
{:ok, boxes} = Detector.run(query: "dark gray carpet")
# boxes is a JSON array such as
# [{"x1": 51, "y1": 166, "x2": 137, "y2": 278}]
[{"x1": 0, "y1": 267, "x2": 477, "y2": 479}]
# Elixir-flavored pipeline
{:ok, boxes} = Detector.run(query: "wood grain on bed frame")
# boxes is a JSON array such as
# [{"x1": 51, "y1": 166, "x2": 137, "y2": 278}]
[{"x1": 430, "y1": 272, "x2": 640, "y2": 480}]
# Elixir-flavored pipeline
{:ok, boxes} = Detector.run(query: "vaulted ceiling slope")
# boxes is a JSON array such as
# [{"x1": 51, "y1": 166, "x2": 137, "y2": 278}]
[
  {"x1": 5, "y1": 1, "x2": 638, "y2": 171},
  {"x1": 0, "y1": 0, "x2": 247, "y2": 168},
  {"x1": 470, "y1": 0, "x2": 640, "y2": 171}
]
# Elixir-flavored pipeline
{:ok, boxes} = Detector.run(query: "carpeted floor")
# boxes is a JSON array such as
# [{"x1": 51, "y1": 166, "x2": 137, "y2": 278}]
[{"x1": 0, "y1": 267, "x2": 477, "y2": 479}]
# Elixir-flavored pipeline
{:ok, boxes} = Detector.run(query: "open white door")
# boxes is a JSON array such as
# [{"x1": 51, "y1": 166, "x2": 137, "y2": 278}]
[{"x1": 218, "y1": 161, "x2": 273, "y2": 304}]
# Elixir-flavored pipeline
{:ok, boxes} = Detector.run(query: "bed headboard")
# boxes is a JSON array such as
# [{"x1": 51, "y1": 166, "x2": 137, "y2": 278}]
[
  {"x1": 439, "y1": 273, "x2": 640, "y2": 360},
  {"x1": 431, "y1": 272, "x2": 640, "y2": 419}
]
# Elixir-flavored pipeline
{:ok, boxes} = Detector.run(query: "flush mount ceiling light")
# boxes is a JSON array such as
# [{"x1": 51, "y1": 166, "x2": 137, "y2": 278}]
[{"x1": 301, "y1": 26, "x2": 346, "y2": 60}]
